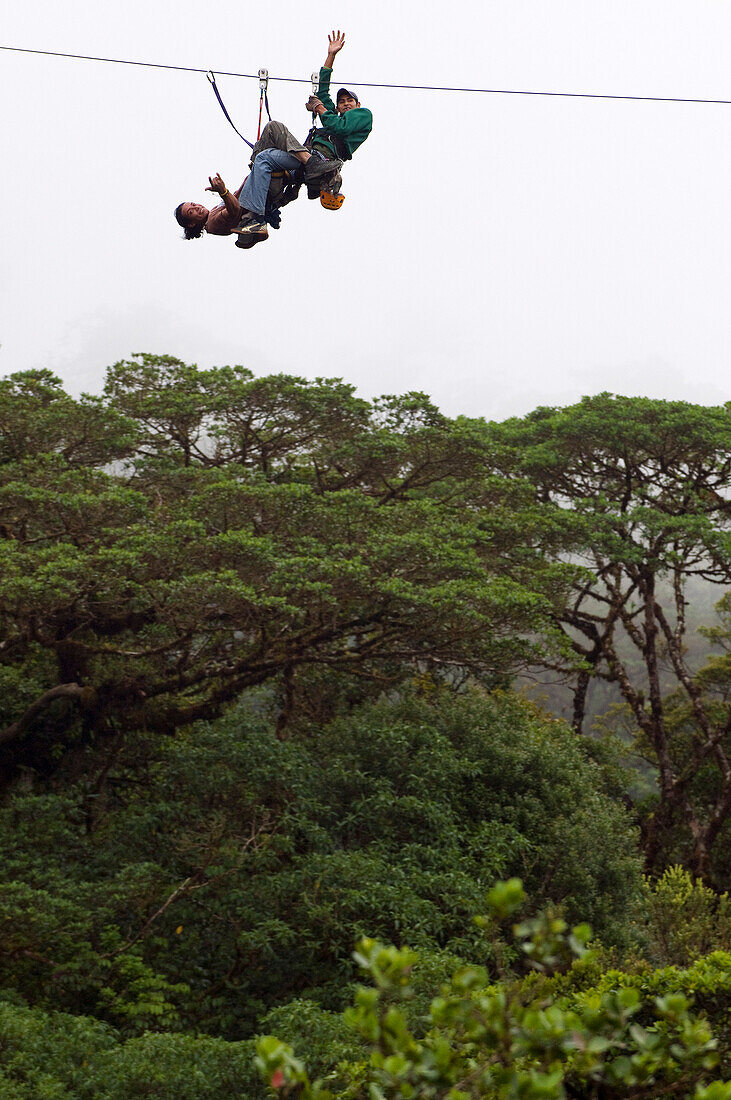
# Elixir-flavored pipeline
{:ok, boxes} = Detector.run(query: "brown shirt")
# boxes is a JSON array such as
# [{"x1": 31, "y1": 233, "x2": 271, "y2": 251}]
[{"x1": 205, "y1": 182, "x2": 245, "y2": 236}]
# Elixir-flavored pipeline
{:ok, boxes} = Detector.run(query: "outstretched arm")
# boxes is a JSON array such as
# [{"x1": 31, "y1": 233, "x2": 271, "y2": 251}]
[
  {"x1": 324, "y1": 30, "x2": 345, "y2": 69},
  {"x1": 307, "y1": 31, "x2": 346, "y2": 115}
]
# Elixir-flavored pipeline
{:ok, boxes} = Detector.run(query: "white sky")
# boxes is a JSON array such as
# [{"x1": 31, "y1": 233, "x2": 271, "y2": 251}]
[{"x1": 1, "y1": 0, "x2": 730, "y2": 418}]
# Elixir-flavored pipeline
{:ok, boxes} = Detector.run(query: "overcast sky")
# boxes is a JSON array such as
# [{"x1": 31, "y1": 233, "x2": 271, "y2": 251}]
[{"x1": 1, "y1": 0, "x2": 730, "y2": 420}]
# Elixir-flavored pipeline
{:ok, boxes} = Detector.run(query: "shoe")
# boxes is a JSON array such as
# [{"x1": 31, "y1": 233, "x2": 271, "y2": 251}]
[
  {"x1": 233, "y1": 219, "x2": 268, "y2": 238},
  {"x1": 235, "y1": 234, "x2": 267, "y2": 249},
  {"x1": 303, "y1": 152, "x2": 341, "y2": 184}
]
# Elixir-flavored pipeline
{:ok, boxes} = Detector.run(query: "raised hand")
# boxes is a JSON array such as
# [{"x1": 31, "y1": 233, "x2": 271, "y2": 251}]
[
  {"x1": 328, "y1": 30, "x2": 346, "y2": 55},
  {"x1": 205, "y1": 173, "x2": 228, "y2": 195}
]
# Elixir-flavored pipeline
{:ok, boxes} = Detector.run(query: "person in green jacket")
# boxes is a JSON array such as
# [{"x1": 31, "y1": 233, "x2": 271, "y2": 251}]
[{"x1": 305, "y1": 30, "x2": 373, "y2": 176}]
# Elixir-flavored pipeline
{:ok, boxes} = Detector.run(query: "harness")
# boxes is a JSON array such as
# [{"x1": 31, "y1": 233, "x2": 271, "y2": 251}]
[{"x1": 206, "y1": 68, "x2": 345, "y2": 215}]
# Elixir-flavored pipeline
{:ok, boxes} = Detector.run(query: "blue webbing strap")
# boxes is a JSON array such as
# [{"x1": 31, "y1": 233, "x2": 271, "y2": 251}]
[{"x1": 206, "y1": 71, "x2": 255, "y2": 149}]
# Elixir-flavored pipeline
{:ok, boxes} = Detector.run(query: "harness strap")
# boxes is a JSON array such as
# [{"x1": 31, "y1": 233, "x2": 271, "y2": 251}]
[
  {"x1": 206, "y1": 71, "x2": 255, "y2": 149},
  {"x1": 304, "y1": 120, "x2": 347, "y2": 163}
]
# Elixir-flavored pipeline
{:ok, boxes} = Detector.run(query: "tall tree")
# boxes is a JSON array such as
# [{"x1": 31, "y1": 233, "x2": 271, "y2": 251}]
[{"x1": 490, "y1": 394, "x2": 731, "y2": 879}]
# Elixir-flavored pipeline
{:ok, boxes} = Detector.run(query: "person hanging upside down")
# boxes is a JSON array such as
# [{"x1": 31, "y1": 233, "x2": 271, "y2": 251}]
[{"x1": 174, "y1": 31, "x2": 372, "y2": 247}]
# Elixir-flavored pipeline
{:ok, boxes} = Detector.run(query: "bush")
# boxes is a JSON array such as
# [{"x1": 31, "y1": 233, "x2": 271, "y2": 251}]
[
  {"x1": 0, "y1": 994, "x2": 261, "y2": 1100},
  {"x1": 638, "y1": 866, "x2": 731, "y2": 967},
  {"x1": 257, "y1": 881, "x2": 731, "y2": 1099}
]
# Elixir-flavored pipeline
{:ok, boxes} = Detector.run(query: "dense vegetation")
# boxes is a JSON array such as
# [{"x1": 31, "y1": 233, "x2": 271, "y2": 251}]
[{"x1": 0, "y1": 358, "x2": 729, "y2": 1097}]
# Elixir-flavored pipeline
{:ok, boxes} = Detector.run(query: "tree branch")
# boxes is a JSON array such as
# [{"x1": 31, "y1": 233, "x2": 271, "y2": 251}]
[{"x1": 0, "y1": 683, "x2": 88, "y2": 746}]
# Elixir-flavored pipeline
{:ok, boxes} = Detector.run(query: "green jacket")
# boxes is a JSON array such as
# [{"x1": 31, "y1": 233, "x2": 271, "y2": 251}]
[{"x1": 313, "y1": 67, "x2": 372, "y2": 161}]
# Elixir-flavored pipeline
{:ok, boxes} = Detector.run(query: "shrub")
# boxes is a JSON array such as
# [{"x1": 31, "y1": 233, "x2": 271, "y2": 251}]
[
  {"x1": 638, "y1": 866, "x2": 731, "y2": 967},
  {"x1": 257, "y1": 881, "x2": 731, "y2": 1099}
]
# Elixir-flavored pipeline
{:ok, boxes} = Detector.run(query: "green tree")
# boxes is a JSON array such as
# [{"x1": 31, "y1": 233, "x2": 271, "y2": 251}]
[
  {"x1": 489, "y1": 395, "x2": 731, "y2": 880},
  {"x1": 0, "y1": 359, "x2": 570, "y2": 777}
]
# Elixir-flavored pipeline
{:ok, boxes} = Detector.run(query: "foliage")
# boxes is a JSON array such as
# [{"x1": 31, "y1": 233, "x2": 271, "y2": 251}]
[
  {"x1": 2, "y1": 368, "x2": 730, "y2": 1095},
  {"x1": 2, "y1": 890, "x2": 728, "y2": 1100},
  {"x1": 488, "y1": 394, "x2": 731, "y2": 879},
  {"x1": 0, "y1": 993, "x2": 261, "y2": 1099},
  {"x1": 0, "y1": 358, "x2": 573, "y2": 777},
  {"x1": 257, "y1": 881, "x2": 731, "y2": 1099},
  {"x1": 637, "y1": 866, "x2": 731, "y2": 967},
  {"x1": 0, "y1": 692, "x2": 640, "y2": 1036}
]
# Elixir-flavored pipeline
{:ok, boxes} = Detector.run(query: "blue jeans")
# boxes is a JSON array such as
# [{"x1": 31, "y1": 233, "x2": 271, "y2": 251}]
[{"x1": 239, "y1": 148, "x2": 301, "y2": 216}]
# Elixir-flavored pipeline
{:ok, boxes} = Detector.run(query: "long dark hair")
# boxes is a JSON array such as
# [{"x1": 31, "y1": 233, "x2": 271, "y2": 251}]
[{"x1": 174, "y1": 203, "x2": 205, "y2": 240}]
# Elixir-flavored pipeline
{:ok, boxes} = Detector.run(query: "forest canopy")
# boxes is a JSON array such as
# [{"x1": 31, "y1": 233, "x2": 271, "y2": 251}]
[{"x1": 0, "y1": 357, "x2": 729, "y2": 1098}]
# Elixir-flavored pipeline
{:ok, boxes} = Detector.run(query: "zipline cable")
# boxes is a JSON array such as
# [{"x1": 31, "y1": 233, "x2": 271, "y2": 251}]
[{"x1": 4, "y1": 43, "x2": 731, "y2": 105}]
